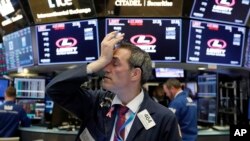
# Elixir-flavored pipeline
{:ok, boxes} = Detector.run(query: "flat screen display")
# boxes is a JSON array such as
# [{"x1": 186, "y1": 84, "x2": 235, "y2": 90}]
[
  {"x1": 0, "y1": 0, "x2": 30, "y2": 34},
  {"x1": 0, "y1": 79, "x2": 9, "y2": 98},
  {"x1": 2, "y1": 27, "x2": 34, "y2": 71},
  {"x1": 186, "y1": 20, "x2": 246, "y2": 66},
  {"x1": 244, "y1": 30, "x2": 250, "y2": 68},
  {"x1": 105, "y1": 0, "x2": 183, "y2": 17},
  {"x1": 197, "y1": 98, "x2": 217, "y2": 124},
  {"x1": 0, "y1": 43, "x2": 7, "y2": 75},
  {"x1": 155, "y1": 68, "x2": 184, "y2": 78},
  {"x1": 106, "y1": 18, "x2": 182, "y2": 62},
  {"x1": 16, "y1": 99, "x2": 45, "y2": 120},
  {"x1": 190, "y1": 0, "x2": 250, "y2": 25},
  {"x1": 28, "y1": 0, "x2": 96, "y2": 24},
  {"x1": 36, "y1": 19, "x2": 99, "y2": 65},
  {"x1": 14, "y1": 78, "x2": 46, "y2": 99}
]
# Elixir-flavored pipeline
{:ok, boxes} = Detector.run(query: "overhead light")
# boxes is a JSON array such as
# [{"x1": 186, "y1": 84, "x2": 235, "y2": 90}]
[
  {"x1": 23, "y1": 68, "x2": 29, "y2": 74},
  {"x1": 198, "y1": 67, "x2": 206, "y2": 70}
]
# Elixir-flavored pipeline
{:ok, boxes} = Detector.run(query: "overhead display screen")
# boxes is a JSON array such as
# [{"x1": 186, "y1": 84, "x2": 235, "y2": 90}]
[
  {"x1": 0, "y1": 0, "x2": 30, "y2": 34},
  {"x1": 2, "y1": 27, "x2": 34, "y2": 70},
  {"x1": 28, "y1": 0, "x2": 96, "y2": 24},
  {"x1": 36, "y1": 19, "x2": 99, "y2": 65},
  {"x1": 190, "y1": 0, "x2": 250, "y2": 25},
  {"x1": 105, "y1": 0, "x2": 183, "y2": 17},
  {"x1": 186, "y1": 20, "x2": 246, "y2": 66},
  {"x1": 0, "y1": 43, "x2": 7, "y2": 75},
  {"x1": 244, "y1": 30, "x2": 250, "y2": 68},
  {"x1": 106, "y1": 18, "x2": 182, "y2": 62}
]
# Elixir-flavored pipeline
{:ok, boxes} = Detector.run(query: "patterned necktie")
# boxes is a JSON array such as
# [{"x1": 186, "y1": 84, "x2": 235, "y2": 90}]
[{"x1": 114, "y1": 105, "x2": 129, "y2": 141}]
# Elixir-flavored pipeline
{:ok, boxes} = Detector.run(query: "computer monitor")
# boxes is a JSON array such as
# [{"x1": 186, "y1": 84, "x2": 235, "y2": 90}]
[
  {"x1": 44, "y1": 95, "x2": 54, "y2": 123},
  {"x1": 14, "y1": 77, "x2": 46, "y2": 99},
  {"x1": 16, "y1": 99, "x2": 45, "y2": 120},
  {"x1": 0, "y1": 79, "x2": 9, "y2": 98},
  {"x1": 197, "y1": 74, "x2": 217, "y2": 126},
  {"x1": 197, "y1": 97, "x2": 217, "y2": 125},
  {"x1": 186, "y1": 82, "x2": 198, "y2": 97}
]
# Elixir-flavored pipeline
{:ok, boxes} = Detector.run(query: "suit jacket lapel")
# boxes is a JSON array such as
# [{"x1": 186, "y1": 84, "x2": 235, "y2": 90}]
[
  {"x1": 126, "y1": 93, "x2": 155, "y2": 141},
  {"x1": 104, "y1": 111, "x2": 116, "y2": 140}
]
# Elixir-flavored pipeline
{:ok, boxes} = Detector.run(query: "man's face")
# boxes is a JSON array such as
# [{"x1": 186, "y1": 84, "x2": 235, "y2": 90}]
[
  {"x1": 102, "y1": 48, "x2": 133, "y2": 92},
  {"x1": 164, "y1": 85, "x2": 174, "y2": 100}
]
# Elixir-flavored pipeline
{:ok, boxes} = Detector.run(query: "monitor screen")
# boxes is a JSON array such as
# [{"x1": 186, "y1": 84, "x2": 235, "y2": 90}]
[
  {"x1": 197, "y1": 97, "x2": 217, "y2": 124},
  {"x1": 186, "y1": 82, "x2": 198, "y2": 96},
  {"x1": 244, "y1": 30, "x2": 250, "y2": 68},
  {"x1": 28, "y1": 0, "x2": 96, "y2": 24},
  {"x1": 186, "y1": 20, "x2": 246, "y2": 66},
  {"x1": 106, "y1": 18, "x2": 182, "y2": 62},
  {"x1": 36, "y1": 19, "x2": 99, "y2": 65},
  {"x1": 14, "y1": 78, "x2": 46, "y2": 99},
  {"x1": 155, "y1": 68, "x2": 184, "y2": 78},
  {"x1": 16, "y1": 99, "x2": 45, "y2": 120},
  {"x1": 0, "y1": 43, "x2": 7, "y2": 75},
  {"x1": 0, "y1": 79, "x2": 9, "y2": 98},
  {"x1": 197, "y1": 74, "x2": 217, "y2": 97},
  {"x1": 190, "y1": 0, "x2": 250, "y2": 25},
  {"x1": 44, "y1": 95, "x2": 54, "y2": 122},
  {"x1": 105, "y1": 0, "x2": 183, "y2": 17},
  {"x1": 2, "y1": 27, "x2": 34, "y2": 71}
]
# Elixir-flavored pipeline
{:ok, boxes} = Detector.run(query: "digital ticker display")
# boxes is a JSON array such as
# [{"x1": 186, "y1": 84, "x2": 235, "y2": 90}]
[
  {"x1": 186, "y1": 20, "x2": 246, "y2": 66},
  {"x1": 106, "y1": 18, "x2": 182, "y2": 62},
  {"x1": 36, "y1": 19, "x2": 99, "y2": 65},
  {"x1": 190, "y1": 0, "x2": 250, "y2": 25}
]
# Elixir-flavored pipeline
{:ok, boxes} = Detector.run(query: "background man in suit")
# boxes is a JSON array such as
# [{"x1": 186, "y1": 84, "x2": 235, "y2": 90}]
[
  {"x1": 0, "y1": 86, "x2": 31, "y2": 137},
  {"x1": 46, "y1": 31, "x2": 181, "y2": 141},
  {"x1": 163, "y1": 78, "x2": 197, "y2": 141}
]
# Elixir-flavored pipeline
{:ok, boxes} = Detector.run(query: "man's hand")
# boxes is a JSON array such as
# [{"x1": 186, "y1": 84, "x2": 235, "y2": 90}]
[{"x1": 87, "y1": 31, "x2": 124, "y2": 74}]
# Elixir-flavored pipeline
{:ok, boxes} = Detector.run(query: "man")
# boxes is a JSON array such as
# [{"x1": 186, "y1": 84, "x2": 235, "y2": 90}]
[
  {"x1": 163, "y1": 78, "x2": 197, "y2": 141},
  {"x1": 46, "y1": 31, "x2": 181, "y2": 141},
  {"x1": 0, "y1": 86, "x2": 31, "y2": 137},
  {"x1": 152, "y1": 84, "x2": 169, "y2": 106}
]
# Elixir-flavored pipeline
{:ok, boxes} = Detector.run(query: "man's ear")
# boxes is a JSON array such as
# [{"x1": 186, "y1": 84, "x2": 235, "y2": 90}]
[{"x1": 130, "y1": 68, "x2": 142, "y2": 81}]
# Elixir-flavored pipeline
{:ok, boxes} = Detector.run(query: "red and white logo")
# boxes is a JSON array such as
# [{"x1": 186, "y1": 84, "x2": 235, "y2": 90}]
[
  {"x1": 207, "y1": 39, "x2": 227, "y2": 49},
  {"x1": 130, "y1": 35, "x2": 156, "y2": 45},
  {"x1": 56, "y1": 37, "x2": 77, "y2": 48},
  {"x1": 215, "y1": 0, "x2": 235, "y2": 7}
]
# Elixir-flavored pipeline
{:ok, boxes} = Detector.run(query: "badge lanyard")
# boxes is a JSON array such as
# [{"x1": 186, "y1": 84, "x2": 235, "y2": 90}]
[{"x1": 116, "y1": 111, "x2": 135, "y2": 141}]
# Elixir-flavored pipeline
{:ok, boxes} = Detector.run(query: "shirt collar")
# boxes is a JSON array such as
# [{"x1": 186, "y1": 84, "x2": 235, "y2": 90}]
[
  {"x1": 111, "y1": 90, "x2": 144, "y2": 113},
  {"x1": 175, "y1": 90, "x2": 183, "y2": 98}
]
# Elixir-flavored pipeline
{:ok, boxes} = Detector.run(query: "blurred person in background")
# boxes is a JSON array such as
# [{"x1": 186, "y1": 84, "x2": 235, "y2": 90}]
[
  {"x1": 0, "y1": 86, "x2": 31, "y2": 137},
  {"x1": 163, "y1": 78, "x2": 197, "y2": 141}
]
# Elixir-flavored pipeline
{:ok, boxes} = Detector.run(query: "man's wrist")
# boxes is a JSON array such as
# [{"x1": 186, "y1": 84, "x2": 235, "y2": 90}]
[{"x1": 87, "y1": 58, "x2": 108, "y2": 74}]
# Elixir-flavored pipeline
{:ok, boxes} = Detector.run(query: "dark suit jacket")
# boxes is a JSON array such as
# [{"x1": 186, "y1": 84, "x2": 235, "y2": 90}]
[{"x1": 46, "y1": 64, "x2": 181, "y2": 141}]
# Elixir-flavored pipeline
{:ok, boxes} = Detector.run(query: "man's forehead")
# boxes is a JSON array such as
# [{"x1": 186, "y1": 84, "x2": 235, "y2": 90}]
[{"x1": 113, "y1": 48, "x2": 131, "y2": 60}]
